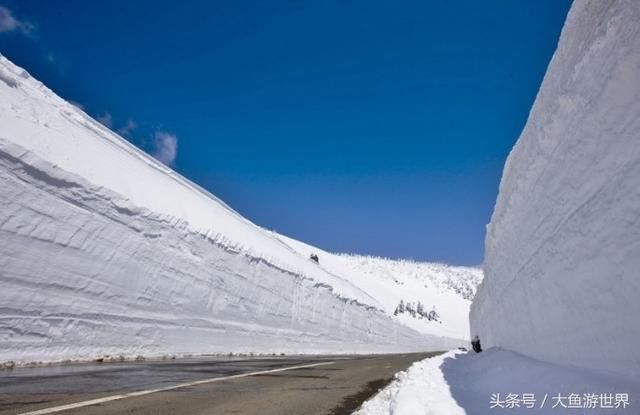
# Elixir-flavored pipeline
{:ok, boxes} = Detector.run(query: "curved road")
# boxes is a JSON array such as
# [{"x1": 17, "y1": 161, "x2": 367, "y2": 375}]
[{"x1": 0, "y1": 352, "x2": 442, "y2": 415}]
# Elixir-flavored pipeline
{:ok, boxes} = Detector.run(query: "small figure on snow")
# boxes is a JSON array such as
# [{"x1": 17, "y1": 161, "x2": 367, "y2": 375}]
[
  {"x1": 309, "y1": 253, "x2": 319, "y2": 263},
  {"x1": 471, "y1": 335, "x2": 482, "y2": 353}
]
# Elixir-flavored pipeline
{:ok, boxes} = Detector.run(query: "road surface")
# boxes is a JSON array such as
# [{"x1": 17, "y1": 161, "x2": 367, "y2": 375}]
[{"x1": 0, "y1": 352, "x2": 442, "y2": 415}]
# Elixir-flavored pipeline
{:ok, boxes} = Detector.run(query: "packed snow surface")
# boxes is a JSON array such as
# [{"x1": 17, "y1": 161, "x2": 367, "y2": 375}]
[
  {"x1": 471, "y1": 0, "x2": 640, "y2": 383},
  {"x1": 355, "y1": 350, "x2": 638, "y2": 415},
  {"x1": 0, "y1": 55, "x2": 479, "y2": 363}
]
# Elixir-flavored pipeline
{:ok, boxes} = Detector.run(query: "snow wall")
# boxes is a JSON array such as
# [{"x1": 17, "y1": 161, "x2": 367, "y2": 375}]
[
  {"x1": 0, "y1": 56, "x2": 462, "y2": 364},
  {"x1": 470, "y1": 0, "x2": 640, "y2": 382}
]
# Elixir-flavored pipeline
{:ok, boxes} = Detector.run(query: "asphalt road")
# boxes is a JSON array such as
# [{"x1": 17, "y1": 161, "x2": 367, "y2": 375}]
[{"x1": 0, "y1": 352, "x2": 442, "y2": 415}]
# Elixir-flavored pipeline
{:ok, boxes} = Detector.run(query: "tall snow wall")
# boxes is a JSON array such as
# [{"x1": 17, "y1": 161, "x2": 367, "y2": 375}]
[
  {"x1": 0, "y1": 56, "x2": 459, "y2": 364},
  {"x1": 470, "y1": 0, "x2": 640, "y2": 382}
]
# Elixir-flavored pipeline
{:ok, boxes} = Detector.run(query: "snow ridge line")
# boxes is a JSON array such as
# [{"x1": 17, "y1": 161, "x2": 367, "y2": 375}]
[
  {"x1": 0, "y1": 53, "x2": 330, "y2": 274},
  {"x1": 0, "y1": 54, "x2": 243, "y2": 221}
]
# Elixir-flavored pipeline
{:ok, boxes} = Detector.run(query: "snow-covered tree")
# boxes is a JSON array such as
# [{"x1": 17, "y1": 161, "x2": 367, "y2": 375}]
[
  {"x1": 427, "y1": 307, "x2": 440, "y2": 322},
  {"x1": 406, "y1": 302, "x2": 416, "y2": 317},
  {"x1": 398, "y1": 299, "x2": 405, "y2": 314}
]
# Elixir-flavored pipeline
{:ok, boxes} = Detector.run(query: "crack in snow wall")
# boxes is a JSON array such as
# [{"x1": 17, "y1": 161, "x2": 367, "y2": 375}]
[
  {"x1": 470, "y1": 0, "x2": 640, "y2": 382},
  {"x1": 0, "y1": 139, "x2": 460, "y2": 363}
]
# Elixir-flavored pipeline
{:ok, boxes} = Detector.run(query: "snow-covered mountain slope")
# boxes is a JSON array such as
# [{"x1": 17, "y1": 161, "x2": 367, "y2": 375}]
[
  {"x1": 271, "y1": 234, "x2": 482, "y2": 340},
  {"x1": 0, "y1": 55, "x2": 478, "y2": 364},
  {"x1": 471, "y1": 0, "x2": 640, "y2": 383}
]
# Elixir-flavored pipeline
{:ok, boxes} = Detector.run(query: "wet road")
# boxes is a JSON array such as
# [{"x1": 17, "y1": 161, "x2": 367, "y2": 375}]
[{"x1": 0, "y1": 352, "x2": 442, "y2": 415}]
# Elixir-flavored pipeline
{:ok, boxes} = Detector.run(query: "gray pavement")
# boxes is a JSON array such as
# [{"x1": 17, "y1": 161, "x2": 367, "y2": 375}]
[{"x1": 0, "y1": 352, "x2": 443, "y2": 415}]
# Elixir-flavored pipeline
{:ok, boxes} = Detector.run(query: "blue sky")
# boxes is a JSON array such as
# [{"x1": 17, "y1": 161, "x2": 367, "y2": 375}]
[{"x1": 0, "y1": 0, "x2": 571, "y2": 265}]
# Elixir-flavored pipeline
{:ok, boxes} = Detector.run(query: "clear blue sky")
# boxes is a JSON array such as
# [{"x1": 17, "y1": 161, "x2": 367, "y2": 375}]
[{"x1": 0, "y1": 0, "x2": 571, "y2": 265}]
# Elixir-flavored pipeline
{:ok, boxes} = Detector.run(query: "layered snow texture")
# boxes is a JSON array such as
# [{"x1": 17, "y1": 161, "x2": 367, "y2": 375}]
[
  {"x1": 356, "y1": 350, "x2": 638, "y2": 415},
  {"x1": 0, "y1": 55, "x2": 474, "y2": 364},
  {"x1": 471, "y1": 0, "x2": 640, "y2": 383}
]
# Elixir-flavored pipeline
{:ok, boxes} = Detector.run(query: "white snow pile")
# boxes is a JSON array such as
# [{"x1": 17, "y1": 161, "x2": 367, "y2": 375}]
[
  {"x1": 355, "y1": 351, "x2": 466, "y2": 415},
  {"x1": 356, "y1": 349, "x2": 638, "y2": 415},
  {"x1": 0, "y1": 54, "x2": 478, "y2": 365},
  {"x1": 471, "y1": 0, "x2": 640, "y2": 383}
]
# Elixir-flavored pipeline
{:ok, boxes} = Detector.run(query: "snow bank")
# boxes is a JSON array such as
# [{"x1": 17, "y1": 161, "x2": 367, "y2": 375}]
[
  {"x1": 0, "y1": 55, "x2": 474, "y2": 363},
  {"x1": 354, "y1": 351, "x2": 465, "y2": 415},
  {"x1": 471, "y1": 0, "x2": 640, "y2": 382},
  {"x1": 356, "y1": 350, "x2": 638, "y2": 415}
]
